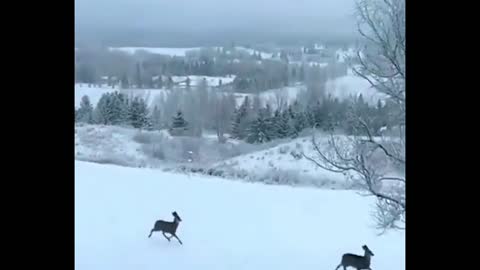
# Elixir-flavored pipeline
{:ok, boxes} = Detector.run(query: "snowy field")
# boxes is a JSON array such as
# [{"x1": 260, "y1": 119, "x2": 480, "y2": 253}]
[
  {"x1": 74, "y1": 74, "x2": 236, "y2": 109},
  {"x1": 325, "y1": 73, "x2": 381, "y2": 105},
  {"x1": 75, "y1": 161, "x2": 405, "y2": 270}
]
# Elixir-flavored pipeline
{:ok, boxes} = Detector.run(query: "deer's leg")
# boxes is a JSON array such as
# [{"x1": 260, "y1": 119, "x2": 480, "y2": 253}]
[
  {"x1": 162, "y1": 232, "x2": 171, "y2": 242},
  {"x1": 172, "y1": 234, "x2": 183, "y2": 245},
  {"x1": 148, "y1": 229, "x2": 154, "y2": 238}
]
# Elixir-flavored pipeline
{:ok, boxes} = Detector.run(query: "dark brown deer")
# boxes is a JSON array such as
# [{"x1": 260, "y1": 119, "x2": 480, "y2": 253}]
[
  {"x1": 148, "y1": 211, "x2": 183, "y2": 245},
  {"x1": 335, "y1": 245, "x2": 374, "y2": 270}
]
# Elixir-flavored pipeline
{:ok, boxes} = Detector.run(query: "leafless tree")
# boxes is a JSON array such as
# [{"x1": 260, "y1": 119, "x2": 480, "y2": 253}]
[{"x1": 304, "y1": 0, "x2": 405, "y2": 232}]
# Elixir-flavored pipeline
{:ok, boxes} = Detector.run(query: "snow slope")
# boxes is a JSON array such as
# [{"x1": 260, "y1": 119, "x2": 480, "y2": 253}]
[
  {"x1": 75, "y1": 125, "x2": 152, "y2": 167},
  {"x1": 75, "y1": 161, "x2": 405, "y2": 270},
  {"x1": 211, "y1": 135, "x2": 347, "y2": 189},
  {"x1": 325, "y1": 70, "x2": 386, "y2": 105}
]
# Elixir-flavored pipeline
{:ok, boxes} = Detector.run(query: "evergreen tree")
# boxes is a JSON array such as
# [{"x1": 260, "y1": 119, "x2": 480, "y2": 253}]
[
  {"x1": 246, "y1": 115, "x2": 270, "y2": 144},
  {"x1": 304, "y1": 105, "x2": 316, "y2": 128},
  {"x1": 169, "y1": 110, "x2": 189, "y2": 136},
  {"x1": 312, "y1": 100, "x2": 327, "y2": 128},
  {"x1": 76, "y1": 95, "x2": 94, "y2": 123},
  {"x1": 128, "y1": 97, "x2": 150, "y2": 129},
  {"x1": 230, "y1": 96, "x2": 252, "y2": 139},
  {"x1": 279, "y1": 110, "x2": 294, "y2": 138},
  {"x1": 111, "y1": 92, "x2": 129, "y2": 125},
  {"x1": 93, "y1": 92, "x2": 128, "y2": 125}
]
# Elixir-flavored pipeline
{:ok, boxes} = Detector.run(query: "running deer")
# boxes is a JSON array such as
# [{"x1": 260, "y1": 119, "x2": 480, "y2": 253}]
[
  {"x1": 148, "y1": 211, "x2": 183, "y2": 245},
  {"x1": 335, "y1": 245, "x2": 374, "y2": 270}
]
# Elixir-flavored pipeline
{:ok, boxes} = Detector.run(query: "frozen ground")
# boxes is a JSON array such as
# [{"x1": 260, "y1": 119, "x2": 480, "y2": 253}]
[{"x1": 75, "y1": 161, "x2": 405, "y2": 270}]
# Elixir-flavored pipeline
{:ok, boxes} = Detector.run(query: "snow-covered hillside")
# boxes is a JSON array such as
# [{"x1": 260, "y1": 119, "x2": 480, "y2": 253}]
[
  {"x1": 326, "y1": 69, "x2": 386, "y2": 105},
  {"x1": 75, "y1": 161, "x2": 405, "y2": 270},
  {"x1": 211, "y1": 135, "x2": 347, "y2": 189}
]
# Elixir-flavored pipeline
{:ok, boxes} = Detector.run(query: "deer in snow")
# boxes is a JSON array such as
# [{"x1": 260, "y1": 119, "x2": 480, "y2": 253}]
[
  {"x1": 335, "y1": 245, "x2": 375, "y2": 270},
  {"x1": 148, "y1": 211, "x2": 183, "y2": 245}
]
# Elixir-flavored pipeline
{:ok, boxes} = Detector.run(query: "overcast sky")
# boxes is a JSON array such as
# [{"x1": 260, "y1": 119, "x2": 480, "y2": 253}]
[{"x1": 75, "y1": 0, "x2": 357, "y2": 35}]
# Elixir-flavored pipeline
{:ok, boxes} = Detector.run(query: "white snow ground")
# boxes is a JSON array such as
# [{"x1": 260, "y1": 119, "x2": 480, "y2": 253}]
[{"x1": 75, "y1": 161, "x2": 405, "y2": 270}]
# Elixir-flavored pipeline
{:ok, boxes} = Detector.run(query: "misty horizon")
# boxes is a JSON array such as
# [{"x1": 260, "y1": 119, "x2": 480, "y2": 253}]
[{"x1": 75, "y1": 0, "x2": 359, "y2": 47}]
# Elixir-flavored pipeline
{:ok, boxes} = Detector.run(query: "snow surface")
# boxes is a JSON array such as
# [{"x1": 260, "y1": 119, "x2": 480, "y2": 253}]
[
  {"x1": 212, "y1": 135, "x2": 347, "y2": 188},
  {"x1": 75, "y1": 125, "x2": 151, "y2": 167},
  {"x1": 170, "y1": 75, "x2": 236, "y2": 87},
  {"x1": 75, "y1": 160, "x2": 405, "y2": 270},
  {"x1": 75, "y1": 75, "x2": 235, "y2": 109},
  {"x1": 325, "y1": 70, "x2": 386, "y2": 105}
]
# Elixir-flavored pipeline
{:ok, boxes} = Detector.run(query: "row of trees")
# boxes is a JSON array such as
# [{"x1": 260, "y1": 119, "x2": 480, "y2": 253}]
[
  {"x1": 75, "y1": 46, "x2": 348, "y2": 92},
  {"x1": 76, "y1": 87, "x2": 391, "y2": 145},
  {"x1": 75, "y1": 93, "x2": 151, "y2": 129},
  {"x1": 231, "y1": 94, "x2": 392, "y2": 144}
]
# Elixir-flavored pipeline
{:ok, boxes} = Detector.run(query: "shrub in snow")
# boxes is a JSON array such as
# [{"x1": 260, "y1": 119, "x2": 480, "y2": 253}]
[
  {"x1": 278, "y1": 145, "x2": 290, "y2": 154},
  {"x1": 290, "y1": 150, "x2": 303, "y2": 160},
  {"x1": 133, "y1": 132, "x2": 153, "y2": 144}
]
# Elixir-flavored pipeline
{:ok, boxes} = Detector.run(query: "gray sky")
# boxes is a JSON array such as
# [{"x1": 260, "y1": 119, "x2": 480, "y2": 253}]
[{"x1": 75, "y1": 0, "x2": 358, "y2": 46}]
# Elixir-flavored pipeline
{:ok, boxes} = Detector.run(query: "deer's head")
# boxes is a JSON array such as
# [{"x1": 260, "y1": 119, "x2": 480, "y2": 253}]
[
  {"x1": 172, "y1": 211, "x2": 182, "y2": 222},
  {"x1": 362, "y1": 245, "x2": 374, "y2": 256}
]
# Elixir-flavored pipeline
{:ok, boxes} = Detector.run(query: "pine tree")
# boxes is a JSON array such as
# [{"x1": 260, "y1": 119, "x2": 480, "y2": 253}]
[
  {"x1": 230, "y1": 96, "x2": 252, "y2": 139},
  {"x1": 312, "y1": 101, "x2": 327, "y2": 128},
  {"x1": 246, "y1": 115, "x2": 270, "y2": 144},
  {"x1": 76, "y1": 95, "x2": 94, "y2": 123},
  {"x1": 169, "y1": 110, "x2": 189, "y2": 136},
  {"x1": 279, "y1": 110, "x2": 294, "y2": 138},
  {"x1": 93, "y1": 92, "x2": 129, "y2": 125},
  {"x1": 111, "y1": 92, "x2": 129, "y2": 125},
  {"x1": 230, "y1": 108, "x2": 241, "y2": 138},
  {"x1": 128, "y1": 97, "x2": 150, "y2": 129}
]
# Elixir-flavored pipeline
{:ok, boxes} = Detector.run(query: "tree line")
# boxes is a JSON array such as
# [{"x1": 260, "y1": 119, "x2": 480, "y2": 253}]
[{"x1": 76, "y1": 87, "x2": 393, "y2": 144}]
